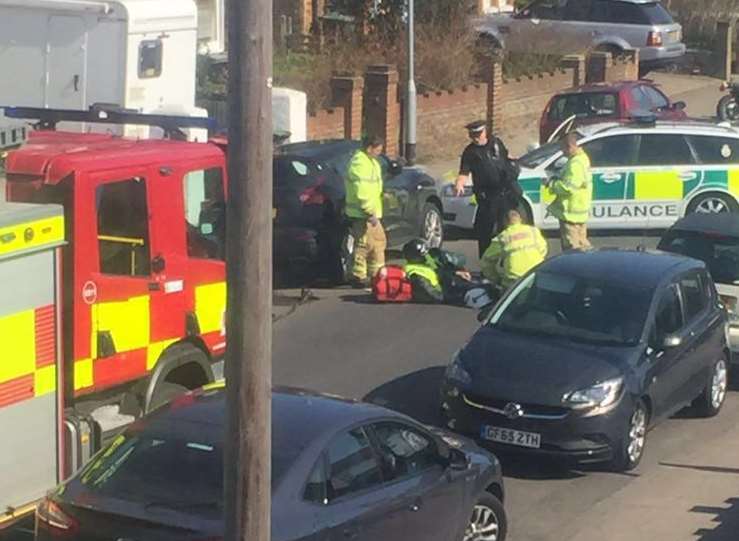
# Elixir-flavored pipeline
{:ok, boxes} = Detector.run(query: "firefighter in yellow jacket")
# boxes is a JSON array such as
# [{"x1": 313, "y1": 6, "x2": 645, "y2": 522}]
[
  {"x1": 345, "y1": 135, "x2": 386, "y2": 287},
  {"x1": 481, "y1": 209, "x2": 548, "y2": 288},
  {"x1": 545, "y1": 132, "x2": 593, "y2": 250}
]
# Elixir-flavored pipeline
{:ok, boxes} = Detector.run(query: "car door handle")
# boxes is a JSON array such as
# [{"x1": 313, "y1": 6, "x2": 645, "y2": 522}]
[
  {"x1": 600, "y1": 173, "x2": 622, "y2": 183},
  {"x1": 678, "y1": 171, "x2": 698, "y2": 181}
]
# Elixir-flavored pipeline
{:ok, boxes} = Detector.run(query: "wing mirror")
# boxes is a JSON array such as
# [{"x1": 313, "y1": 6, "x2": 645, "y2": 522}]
[
  {"x1": 672, "y1": 101, "x2": 686, "y2": 111},
  {"x1": 552, "y1": 156, "x2": 567, "y2": 170},
  {"x1": 388, "y1": 159, "x2": 405, "y2": 177},
  {"x1": 448, "y1": 448, "x2": 470, "y2": 471},
  {"x1": 662, "y1": 334, "x2": 682, "y2": 348}
]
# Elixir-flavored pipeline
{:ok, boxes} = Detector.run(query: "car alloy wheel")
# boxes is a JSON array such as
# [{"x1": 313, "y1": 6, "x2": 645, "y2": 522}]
[
  {"x1": 421, "y1": 203, "x2": 444, "y2": 248},
  {"x1": 627, "y1": 405, "x2": 647, "y2": 465},
  {"x1": 695, "y1": 196, "x2": 731, "y2": 214},
  {"x1": 711, "y1": 358, "x2": 728, "y2": 410},
  {"x1": 464, "y1": 504, "x2": 501, "y2": 541}
]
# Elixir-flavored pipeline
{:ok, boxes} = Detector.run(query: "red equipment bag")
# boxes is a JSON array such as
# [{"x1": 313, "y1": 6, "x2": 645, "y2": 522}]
[{"x1": 372, "y1": 265, "x2": 412, "y2": 302}]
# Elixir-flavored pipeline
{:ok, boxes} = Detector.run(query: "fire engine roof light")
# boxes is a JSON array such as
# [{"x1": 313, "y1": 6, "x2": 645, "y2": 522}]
[{"x1": 1, "y1": 104, "x2": 215, "y2": 139}]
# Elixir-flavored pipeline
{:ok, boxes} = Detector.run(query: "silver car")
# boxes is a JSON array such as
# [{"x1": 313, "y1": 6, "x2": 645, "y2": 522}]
[{"x1": 476, "y1": 0, "x2": 686, "y2": 75}]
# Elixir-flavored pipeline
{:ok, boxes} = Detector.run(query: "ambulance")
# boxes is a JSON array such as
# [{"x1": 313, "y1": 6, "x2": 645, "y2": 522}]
[{"x1": 442, "y1": 119, "x2": 739, "y2": 231}]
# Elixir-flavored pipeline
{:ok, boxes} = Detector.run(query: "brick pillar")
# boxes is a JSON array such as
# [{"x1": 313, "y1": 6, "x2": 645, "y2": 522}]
[
  {"x1": 561, "y1": 54, "x2": 586, "y2": 87},
  {"x1": 331, "y1": 73, "x2": 364, "y2": 140},
  {"x1": 716, "y1": 20, "x2": 734, "y2": 81},
  {"x1": 486, "y1": 61, "x2": 504, "y2": 135},
  {"x1": 622, "y1": 48, "x2": 640, "y2": 80},
  {"x1": 364, "y1": 64, "x2": 400, "y2": 156},
  {"x1": 586, "y1": 51, "x2": 612, "y2": 84},
  {"x1": 297, "y1": 0, "x2": 312, "y2": 34},
  {"x1": 476, "y1": 0, "x2": 487, "y2": 15}
]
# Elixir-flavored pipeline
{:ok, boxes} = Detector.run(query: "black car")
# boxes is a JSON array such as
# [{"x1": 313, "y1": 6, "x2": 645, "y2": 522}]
[
  {"x1": 273, "y1": 140, "x2": 444, "y2": 280},
  {"x1": 36, "y1": 386, "x2": 507, "y2": 541},
  {"x1": 658, "y1": 213, "x2": 739, "y2": 362},
  {"x1": 441, "y1": 250, "x2": 729, "y2": 471}
]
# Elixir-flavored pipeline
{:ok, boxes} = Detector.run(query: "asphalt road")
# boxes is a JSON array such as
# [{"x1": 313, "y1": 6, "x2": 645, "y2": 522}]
[{"x1": 274, "y1": 233, "x2": 739, "y2": 541}]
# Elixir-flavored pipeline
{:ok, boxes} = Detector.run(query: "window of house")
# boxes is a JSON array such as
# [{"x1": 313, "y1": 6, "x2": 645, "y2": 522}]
[
  {"x1": 97, "y1": 179, "x2": 151, "y2": 276},
  {"x1": 184, "y1": 168, "x2": 226, "y2": 260},
  {"x1": 326, "y1": 428, "x2": 383, "y2": 501},
  {"x1": 139, "y1": 39, "x2": 163, "y2": 79}
]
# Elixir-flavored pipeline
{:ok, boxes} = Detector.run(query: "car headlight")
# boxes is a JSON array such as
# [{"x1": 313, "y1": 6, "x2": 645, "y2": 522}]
[
  {"x1": 445, "y1": 350, "x2": 472, "y2": 386},
  {"x1": 563, "y1": 377, "x2": 623, "y2": 409}
]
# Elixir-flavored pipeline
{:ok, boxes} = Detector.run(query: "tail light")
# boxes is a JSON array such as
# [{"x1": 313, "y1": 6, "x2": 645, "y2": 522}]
[
  {"x1": 647, "y1": 31, "x2": 663, "y2": 47},
  {"x1": 299, "y1": 177, "x2": 327, "y2": 205},
  {"x1": 36, "y1": 498, "x2": 79, "y2": 538},
  {"x1": 720, "y1": 295, "x2": 739, "y2": 323}
]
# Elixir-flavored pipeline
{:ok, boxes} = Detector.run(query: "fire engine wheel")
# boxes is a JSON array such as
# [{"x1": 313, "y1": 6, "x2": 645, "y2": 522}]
[
  {"x1": 148, "y1": 382, "x2": 189, "y2": 412},
  {"x1": 145, "y1": 344, "x2": 212, "y2": 413}
]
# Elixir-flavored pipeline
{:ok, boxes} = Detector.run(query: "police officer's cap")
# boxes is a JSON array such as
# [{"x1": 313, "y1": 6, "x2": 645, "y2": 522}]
[{"x1": 465, "y1": 120, "x2": 486, "y2": 134}]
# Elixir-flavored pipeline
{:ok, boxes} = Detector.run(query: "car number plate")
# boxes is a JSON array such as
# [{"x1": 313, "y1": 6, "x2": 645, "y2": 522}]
[{"x1": 481, "y1": 426, "x2": 541, "y2": 449}]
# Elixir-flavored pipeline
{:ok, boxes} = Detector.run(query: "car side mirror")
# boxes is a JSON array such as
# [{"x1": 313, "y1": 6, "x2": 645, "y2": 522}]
[
  {"x1": 389, "y1": 160, "x2": 403, "y2": 177},
  {"x1": 448, "y1": 448, "x2": 470, "y2": 471},
  {"x1": 552, "y1": 156, "x2": 567, "y2": 170},
  {"x1": 662, "y1": 334, "x2": 682, "y2": 348},
  {"x1": 673, "y1": 101, "x2": 686, "y2": 111},
  {"x1": 151, "y1": 254, "x2": 166, "y2": 274}
]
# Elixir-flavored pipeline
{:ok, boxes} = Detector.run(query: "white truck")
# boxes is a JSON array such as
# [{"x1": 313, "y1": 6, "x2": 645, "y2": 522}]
[{"x1": 0, "y1": 0, "x2": 205, "y2": 140}]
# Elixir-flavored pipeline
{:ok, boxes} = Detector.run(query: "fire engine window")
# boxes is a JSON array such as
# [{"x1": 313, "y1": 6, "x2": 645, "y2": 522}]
[
  {"x1": 97, "y1": 179, "x2": 151, "y2": 276},
  {"x1": 139, "y1": 39, "x2": 163, "y2": 79},
  {"x1": 184, "y1": 168, "x2": 226, "y2": 260}
]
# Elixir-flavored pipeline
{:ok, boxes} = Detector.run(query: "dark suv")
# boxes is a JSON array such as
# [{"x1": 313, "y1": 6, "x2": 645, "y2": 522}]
[{"x1": 441, "y1": 250, "x2": 729, "y2": 471}]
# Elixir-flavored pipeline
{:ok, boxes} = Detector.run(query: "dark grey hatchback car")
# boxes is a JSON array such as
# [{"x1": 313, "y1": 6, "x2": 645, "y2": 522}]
[
  {"x1": 441, "y1": 250, "x2": 730, "y2": 471},
  {"x1": 36, "y1": 386, "x2": 507, "y2": 541}
]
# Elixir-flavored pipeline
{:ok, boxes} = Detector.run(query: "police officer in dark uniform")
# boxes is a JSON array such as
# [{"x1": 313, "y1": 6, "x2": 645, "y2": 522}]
[{"x1": 455, "y1": 120, "x2": 521, "y2": 257}]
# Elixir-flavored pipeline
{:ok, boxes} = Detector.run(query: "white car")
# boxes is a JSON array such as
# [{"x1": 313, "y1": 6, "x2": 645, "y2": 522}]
[{"x1": 442, "y1": 119, "x2": 739, "y2": 231}]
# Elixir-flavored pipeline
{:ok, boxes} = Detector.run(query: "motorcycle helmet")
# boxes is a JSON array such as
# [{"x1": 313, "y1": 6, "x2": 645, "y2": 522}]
[{"x1": 402, "y1": 238, "x2": 429, "y2": 263}]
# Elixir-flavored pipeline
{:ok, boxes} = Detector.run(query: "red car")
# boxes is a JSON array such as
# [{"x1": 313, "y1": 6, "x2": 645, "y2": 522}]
[{"x1": 539, "y1": 80, "x2": 687, "y2": 144}]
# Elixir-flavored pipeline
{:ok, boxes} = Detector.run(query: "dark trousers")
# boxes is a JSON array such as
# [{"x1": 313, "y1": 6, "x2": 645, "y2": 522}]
[{"x1": 474, "y1": 197, "x2": 507, "y2": 258}]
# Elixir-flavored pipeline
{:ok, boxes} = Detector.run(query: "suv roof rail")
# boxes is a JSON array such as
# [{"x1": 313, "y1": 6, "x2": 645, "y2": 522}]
[{"x1": 1, "y1": 105, "x2": 215, "y2": 139}]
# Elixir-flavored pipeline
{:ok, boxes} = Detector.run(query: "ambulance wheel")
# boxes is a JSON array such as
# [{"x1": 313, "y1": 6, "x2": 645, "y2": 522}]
[{"x1": 687, "y1": 193, "x2": 739, "y2": 216}]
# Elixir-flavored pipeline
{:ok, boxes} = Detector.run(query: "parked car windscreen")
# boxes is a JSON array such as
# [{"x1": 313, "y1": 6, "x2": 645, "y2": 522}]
[
  {"x1": 548, "y1": 93, "x2": 618, "y2": 122},
  {"x1": 660, "y1": 231, "x2": 739, "y2": 284},
  {"x1": 489, "y1": 270, "x2": 650, "y2": 345}
]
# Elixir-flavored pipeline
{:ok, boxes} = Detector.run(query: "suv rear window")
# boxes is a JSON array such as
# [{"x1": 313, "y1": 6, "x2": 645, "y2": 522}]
[
  {"x1": 659, "y1": 231, "x2": 739, "y2": 284},
  {"x1": 548, "y1": 93, "x2": 618, "y2": 122},
  {"x1": 591, "y1": 1, "x2": 673, "y2": 25}
]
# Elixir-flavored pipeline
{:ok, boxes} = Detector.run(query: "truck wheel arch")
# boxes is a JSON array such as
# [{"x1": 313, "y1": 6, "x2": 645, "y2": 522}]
[{"x1": 144, "y1": 342, "x2": 214, "y2": 413}]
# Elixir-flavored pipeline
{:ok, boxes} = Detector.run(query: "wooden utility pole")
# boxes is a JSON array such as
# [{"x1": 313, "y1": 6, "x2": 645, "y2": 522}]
[{"x1": 223, "y1": 0, "x2": 273, "y2": 539}]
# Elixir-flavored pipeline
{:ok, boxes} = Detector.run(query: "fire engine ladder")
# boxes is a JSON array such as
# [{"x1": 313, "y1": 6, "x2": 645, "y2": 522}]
[{"x1": 1, "y1": 105, "x2": 216, "y2": 140}]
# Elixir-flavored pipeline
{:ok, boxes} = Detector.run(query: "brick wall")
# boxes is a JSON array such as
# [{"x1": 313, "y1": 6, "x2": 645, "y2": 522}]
[
  {"x1": 495, "y1": 69, "x2": 575, "y2": 141},
  {"x1": 307, "y1": 107, "x2": 345, "y2": 140},
  {"x1": 416, "y1": 85, "x2": 489, "y2": 160}
]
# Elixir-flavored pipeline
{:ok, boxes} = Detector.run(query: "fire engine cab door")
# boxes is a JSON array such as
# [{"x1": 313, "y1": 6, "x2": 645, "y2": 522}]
[
  {"x1": 80, "y1": 170, "x2": 185, "y2": 392},
  {"x1": 46, "y1": 16, "x2": 86, "y2": 110}
]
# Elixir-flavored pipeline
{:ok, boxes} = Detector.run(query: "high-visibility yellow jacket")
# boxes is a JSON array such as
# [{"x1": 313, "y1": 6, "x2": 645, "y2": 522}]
[
  {"x1": 548, "y1": 149, "x2": 592, "y2": 224},
  {"x1": 345, "y1": 150, "x2": 383, "y2": 219},
  {"x1": 481, "y1": 223, "x2": 548, "y2": 287}
]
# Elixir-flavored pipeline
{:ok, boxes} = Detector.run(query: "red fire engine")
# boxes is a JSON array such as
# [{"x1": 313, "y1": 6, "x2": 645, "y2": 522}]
[{"x1": 1, "y1": 106, "x2": 228, "y2": 527}]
